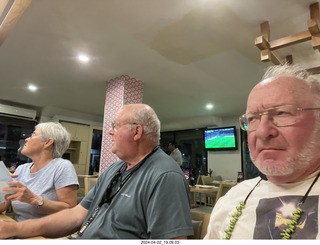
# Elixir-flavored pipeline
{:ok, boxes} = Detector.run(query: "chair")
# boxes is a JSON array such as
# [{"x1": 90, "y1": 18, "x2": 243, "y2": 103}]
[
  {"x1": 196, "y1": 175, "x2": 202, "y2": 185},
  {"x1": 84, "y1": 176, "x2": 98, "y2": 195},
  {"x1": 213, "y1": 175, "x2": 222, "y2": 181},
  {"x1": 215, "y1": 182, "x2": 237, "y2": 203},
  {"x1": 189, "y1": 210, "x2": 211, "y2": 239},
  {"x1": 200, "y1": 175, "x2": 217, "y2": 206},
  {"x1": 201, "y1": 175, "x2": 212, "y2": 185}
]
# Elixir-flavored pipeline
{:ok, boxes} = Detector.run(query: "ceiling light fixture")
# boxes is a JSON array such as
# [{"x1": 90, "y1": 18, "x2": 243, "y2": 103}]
[
  {"x1": 28, "y1": 84, "x2": 38, "y2": 92},
  {"x1": 206, "y1": 103, "x2": 214, "y2": 110},
  {"x1": 78, "y1": 54, "x2": 90, "y2": 63}
]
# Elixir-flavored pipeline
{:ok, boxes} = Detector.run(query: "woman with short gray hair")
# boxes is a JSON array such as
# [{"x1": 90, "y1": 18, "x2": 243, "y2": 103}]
[{"x1": 0, "y1": 122, "x2": 79, "y2": 221}]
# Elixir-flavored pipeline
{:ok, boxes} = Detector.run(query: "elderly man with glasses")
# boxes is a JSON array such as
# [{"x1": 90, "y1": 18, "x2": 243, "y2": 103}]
[
  {"x1": 0, "y1": 104, "x2": 193, "y2": 239},
  {"x1": 205, "y1": 64, "x2": 320, "y2": 240}
]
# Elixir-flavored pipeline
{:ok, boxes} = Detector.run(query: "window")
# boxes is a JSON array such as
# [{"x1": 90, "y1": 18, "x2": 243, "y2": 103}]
[
  {"x1": 0, "y1": 116, "x2": 35, "y2": 169},
  {"x1": 89, "y1": 129, "x2": 102, "y2": 175},
  {"x1": 160, "y1": 129, "x2": 207, "y2": 184}
]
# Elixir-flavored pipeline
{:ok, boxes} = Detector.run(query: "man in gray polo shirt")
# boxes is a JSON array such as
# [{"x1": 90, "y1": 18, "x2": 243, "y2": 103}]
[{"x1": 0, "y1": 104, "x2": 193, "y2": 239}]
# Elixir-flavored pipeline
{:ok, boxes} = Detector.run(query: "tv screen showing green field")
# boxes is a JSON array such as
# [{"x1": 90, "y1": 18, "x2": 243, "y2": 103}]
[{"x1": 204, "y1": 127, "x2": 237, "y2": 150}]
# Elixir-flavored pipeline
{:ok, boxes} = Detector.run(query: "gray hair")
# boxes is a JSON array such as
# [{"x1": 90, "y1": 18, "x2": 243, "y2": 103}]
[
  {"x1": 36, "y1": 122, "x2": 71, "y2": 158},
  {"x1": 262, "y1": 63, "x2": 320, "y2": 108},
  {"x1": 129, "y1": 105, "x2": 161, "y2": 146}
]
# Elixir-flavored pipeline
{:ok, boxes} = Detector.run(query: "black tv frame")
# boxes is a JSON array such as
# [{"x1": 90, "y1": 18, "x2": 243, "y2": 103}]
[{"x1": 203, "y1": 126, "x2": 238, "y2": 151}]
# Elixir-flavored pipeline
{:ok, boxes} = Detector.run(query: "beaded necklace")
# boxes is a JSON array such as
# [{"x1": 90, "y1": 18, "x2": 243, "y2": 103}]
[{"x1": 224, "y1": 172, "x2": 320, "y2": 240}]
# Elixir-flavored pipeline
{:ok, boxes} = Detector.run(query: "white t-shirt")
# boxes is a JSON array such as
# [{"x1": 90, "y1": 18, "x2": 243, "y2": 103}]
[
  {"x1": 205, "y1": 171, "x2": 320, "y2": 239},
  {"x1": 170, "y1": 148, "x2": 182, "y2": 166},
  {"x1": 12, "y1": 158, "x2": 79, "y2": 221}
]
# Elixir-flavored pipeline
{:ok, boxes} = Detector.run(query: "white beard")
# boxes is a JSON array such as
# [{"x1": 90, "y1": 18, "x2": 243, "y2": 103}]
[{"x1": 251, "y1": 123, "x2": 320, "y2": 177}]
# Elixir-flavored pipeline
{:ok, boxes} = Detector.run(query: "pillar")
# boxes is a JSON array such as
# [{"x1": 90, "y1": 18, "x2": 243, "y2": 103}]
[{"x1": 99, "y1": 75, "x2": 143, "y2": 173}]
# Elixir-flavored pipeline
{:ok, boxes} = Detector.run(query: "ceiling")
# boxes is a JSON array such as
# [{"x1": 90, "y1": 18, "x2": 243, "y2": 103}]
[{"x1": 0, "y1": 0, "x2": 319, "y2": 131}]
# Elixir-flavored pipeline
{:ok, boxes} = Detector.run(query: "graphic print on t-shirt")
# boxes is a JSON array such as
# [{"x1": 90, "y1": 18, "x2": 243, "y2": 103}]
[{"x1": 254, "y1": 195, "x2": 318, "y2": 239}]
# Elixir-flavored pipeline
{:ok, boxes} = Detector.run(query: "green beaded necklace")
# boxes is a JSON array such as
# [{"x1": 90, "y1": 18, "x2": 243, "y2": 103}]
[{"x1": 224, "y1": 172, "x2": 320, "y2": 240}]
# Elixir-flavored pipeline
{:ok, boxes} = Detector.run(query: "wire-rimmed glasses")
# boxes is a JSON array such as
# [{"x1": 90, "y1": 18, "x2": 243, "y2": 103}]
[
  {"x1": 239, "y1": 105, "x2": 320, "y2": 132},
  {"x1": 111, "y1": 121, "x2": 138, "y2": 130}
]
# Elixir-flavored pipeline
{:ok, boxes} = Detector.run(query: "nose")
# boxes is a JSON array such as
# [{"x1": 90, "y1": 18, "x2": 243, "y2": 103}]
[
  {"x1": 108, "y1": 128, "x2": 114, "y2": 135},
  {"x1": 254, "y1": 114, "x2": 278, "y2": 138}
]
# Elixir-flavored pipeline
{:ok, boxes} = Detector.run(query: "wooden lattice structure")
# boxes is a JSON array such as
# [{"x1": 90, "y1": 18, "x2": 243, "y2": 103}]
[{"x1": 255, "y1": 2, "x2": 320, "y2": 74}]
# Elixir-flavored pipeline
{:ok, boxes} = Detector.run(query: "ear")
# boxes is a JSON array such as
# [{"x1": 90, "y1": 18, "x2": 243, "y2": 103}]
[
  {"x1": 44, "y1": 138, "x2": 55, "y2": 149},
  {"x1": 133, "y1": 124, "x2": 143, "y2": 141}
]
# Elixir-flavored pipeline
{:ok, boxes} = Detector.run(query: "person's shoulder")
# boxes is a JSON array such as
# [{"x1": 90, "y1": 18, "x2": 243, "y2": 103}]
[
  {"x1": 100, "y1": 160, "x2": 123, "y2": 176},
  {"x1": 15, "y1": 162, "x2": 32, "y2": 171},
  {"x1": 153, "y1": 148, "x2": 176, "y2": 163},
  {"x1": 48, "y1": 158, "x2": 76, "y2": 173},
  {"x1": 148, "y1": 149, "x2": 183, "y2": 173},
  {"x1": 51, "y1": 158, "x2": 73, "y2": 167}
]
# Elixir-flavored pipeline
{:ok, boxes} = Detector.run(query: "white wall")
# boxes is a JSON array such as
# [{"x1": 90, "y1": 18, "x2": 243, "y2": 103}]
[
  {"x1": 40, "y1": 106, "x2": 103, "y2": 127},
  {"x1": 207, "y1": 116, "x2": 242, "y2": 181},
  {"x1": 163, "y1": 115, "x2": 243, "y2": 181},
  {"x1": 207, "y1": 149, "x2": 241, "y2": 181}
]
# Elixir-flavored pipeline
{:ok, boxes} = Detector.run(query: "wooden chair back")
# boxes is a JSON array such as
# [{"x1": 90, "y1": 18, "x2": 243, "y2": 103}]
[
  {"x1": 201, "y1": 175, "x2": 212, "y2": 185},
  {"x1": 84, "y1": 177, "x2": 98, "y2": 195},
  {"x1": 190, "y1": 210, "x2": 211, "y2": 239}
]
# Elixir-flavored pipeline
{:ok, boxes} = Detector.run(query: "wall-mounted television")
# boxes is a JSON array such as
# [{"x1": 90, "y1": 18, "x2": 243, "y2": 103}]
[{"x1": 204, "y1": 126, "x2": 238, "y2": 151}]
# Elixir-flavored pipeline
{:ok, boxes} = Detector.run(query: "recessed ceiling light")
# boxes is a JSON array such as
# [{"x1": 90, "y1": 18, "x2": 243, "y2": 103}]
[
  {"x1": 78, "y1": 54, "x2": 89, "y2": 62},
  {"x1": 28, "y1": 84, "x2": 38, "y2": 92},
  {"x1": 206, "y1": 103, "x2": 214, "y2": 110}
]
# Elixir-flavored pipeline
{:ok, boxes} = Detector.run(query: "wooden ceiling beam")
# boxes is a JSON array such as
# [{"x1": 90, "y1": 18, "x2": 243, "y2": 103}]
[
  {"x1": 0, "y1": 0, "x2": 32, "y2": 47},
  {"x1": 269, "y1": 31, "x2": 311, "y2": 50},
  {"x1": 310, "y1": 2, "x2": 319, "y2": 21},
  {"x1": 255, "y1": 21, "x2": 284, "y2": 65},
  {"x1": 255, "y1": 2, "x2": 320, "y2": 72},
  {"x1": 0, "y1": 0, "x2": 10, "y2": 17},
  {"x1": 255, "y1": 35, "x2": 269, "y2": 50},
  {"x1": 307, "y1": 66, "x2": 320, "y2": 74}
]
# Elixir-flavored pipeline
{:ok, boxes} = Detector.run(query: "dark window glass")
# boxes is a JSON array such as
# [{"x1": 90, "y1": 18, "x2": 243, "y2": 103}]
[
  {"x1": 160, "y1": 129, "x2": 207, "y2": 185},
  {"x1": 0, "y1": 116, "x2": 35, "y2": 169},
  {"x1": 89, "y1": 129, "x2": 102, "y2": 175}
]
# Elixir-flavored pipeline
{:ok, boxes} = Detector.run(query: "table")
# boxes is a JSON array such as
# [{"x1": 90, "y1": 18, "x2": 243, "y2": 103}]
[
  {"x1": 0, "y1": 214, "x2": 45, "y2": 239},
  {"x1": 189, "y1": 185, "x2": 219, "y2": 206}
]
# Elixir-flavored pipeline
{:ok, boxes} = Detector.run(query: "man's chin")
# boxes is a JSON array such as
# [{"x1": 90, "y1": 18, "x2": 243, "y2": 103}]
[{"x1": 254, "y1": 159, "x2": 294, "y2": 177}]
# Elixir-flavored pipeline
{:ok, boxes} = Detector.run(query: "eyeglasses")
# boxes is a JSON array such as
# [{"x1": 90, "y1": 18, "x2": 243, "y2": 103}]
[
  {"x1": 101, "y1": 163, "x2": 129, "y2": 205},
  {"x1": 239, "y1": 105, "x2": 320, "y2": 132},
  {"x1": 111, "y1": 121, "x2": 138, "y2": 130},
  {"x1": 29, "y1": 133, "x2": 42, "y2": 139}
]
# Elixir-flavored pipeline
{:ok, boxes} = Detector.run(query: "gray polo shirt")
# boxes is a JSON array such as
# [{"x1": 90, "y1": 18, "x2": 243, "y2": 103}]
[{"x1": 79, "y1": 147, "x2": 193, "y2": 239}]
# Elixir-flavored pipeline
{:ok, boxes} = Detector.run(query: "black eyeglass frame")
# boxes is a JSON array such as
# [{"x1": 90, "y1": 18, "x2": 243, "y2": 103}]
[
  {"x1": 100, "y1": 163, "x2": 130, "y2": 206},
  {"x1": 78, "y1": 162, "x2": 129, "y2": 237}
]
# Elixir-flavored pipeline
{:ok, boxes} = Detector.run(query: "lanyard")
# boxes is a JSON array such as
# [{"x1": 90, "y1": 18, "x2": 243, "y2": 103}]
[{"x1": 78, "y1": 146, "x2": 159, "y2": 237}]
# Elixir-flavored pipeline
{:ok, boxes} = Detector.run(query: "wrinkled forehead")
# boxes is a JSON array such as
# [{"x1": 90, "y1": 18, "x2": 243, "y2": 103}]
[{"x1": 246, "y1": 77, "x2": 312, "y2": 112}]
